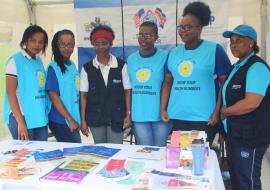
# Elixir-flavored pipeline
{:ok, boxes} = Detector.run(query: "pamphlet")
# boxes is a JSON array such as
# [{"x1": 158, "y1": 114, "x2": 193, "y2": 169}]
[
  {"x1": 33, "y1": 149, "x2": 64, "y2": 161},
  {"x1": 40, "y1": 156, "x2": 99, "y2": 184}
]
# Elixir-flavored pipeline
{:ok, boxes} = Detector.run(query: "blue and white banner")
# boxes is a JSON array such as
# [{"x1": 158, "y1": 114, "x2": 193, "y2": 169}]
[{"x1": 74, "y1": 0, "x2": 228, "y2": 71}]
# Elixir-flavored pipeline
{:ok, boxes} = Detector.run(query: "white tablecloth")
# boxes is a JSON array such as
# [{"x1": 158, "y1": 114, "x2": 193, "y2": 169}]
[{"x1": 0, "y1": 140, "x2": 225, "y2": 190}]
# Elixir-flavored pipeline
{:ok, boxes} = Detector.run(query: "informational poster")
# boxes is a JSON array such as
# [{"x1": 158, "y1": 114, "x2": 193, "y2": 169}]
[{"x1": 74, "y1": 0, "x2": 228, "y2": 70}]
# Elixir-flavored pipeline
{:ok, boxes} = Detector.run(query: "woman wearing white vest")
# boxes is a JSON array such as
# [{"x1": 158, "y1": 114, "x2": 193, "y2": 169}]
[
  {"x1": 45, "y1": 29, "x2": 81, "y2": 143},
  {"x1": 4, "y1": 25, "x2": 49, "y2": 141}
]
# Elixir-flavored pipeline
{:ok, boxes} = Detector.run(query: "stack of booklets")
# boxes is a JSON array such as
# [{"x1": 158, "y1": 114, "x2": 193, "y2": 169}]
[
  {"x1": 170, "y1": 130, "x2": 207, "y2": 148},
  {"x1": 40, "y1": 155, "x2": 100, "y2": 184},
  {"x1": 33, "y1": 149, "x2": 64, "y2": 161},
  {"x1": 0, "y1": 151, "x2": 40, "y2": 180},
  {"x1": 63, "y1": 145, "x2": 121, "y2": 158},
  {"x1": 0, "y1": 157, "x2": 27, "y2": 180}
]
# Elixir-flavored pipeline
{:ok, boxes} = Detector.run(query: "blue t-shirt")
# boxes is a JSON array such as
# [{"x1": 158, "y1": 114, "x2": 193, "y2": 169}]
[
  {"x1": 45, "y1": 61, "x2": 71, "y2": 125},
  {"x1": 222, "y1": 52, "x2": 270, "y2": 132},
  {"x1": 127, "y1": 48, "x2": 168, "y2": 122},
  {"x1": 165, "y1": 42, "x2": 230, "y2": 77},
  {"x1": 166, "y1": 40, "x2": 231, "y2": 121}
]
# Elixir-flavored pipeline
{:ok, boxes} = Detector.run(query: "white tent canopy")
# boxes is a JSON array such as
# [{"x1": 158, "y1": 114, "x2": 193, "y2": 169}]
[{"x1": 0, "y1": 0, "x2": 270, "y2": 65}]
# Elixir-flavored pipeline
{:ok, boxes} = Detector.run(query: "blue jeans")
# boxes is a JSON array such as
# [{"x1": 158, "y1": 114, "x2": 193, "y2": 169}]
[
  {"x1": 89, "y1": 125, "x2": 123, "y2": 144},
  {"x1": 8, "y1": 113, "x2": 48, "y2": 141},
  {"x1": 49, "y1": 121, "x2": 81, "y2": 143},
  {"x1": 133, "y1": 121, "x2": 172, "y2": 146}
]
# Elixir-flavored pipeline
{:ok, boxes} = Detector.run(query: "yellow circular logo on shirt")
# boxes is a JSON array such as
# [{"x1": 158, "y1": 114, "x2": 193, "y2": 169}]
[
  {"x1": 136, "y1": 68, "x2": 151, "y2": 83},
  {"x1": 75, "y1": 76, "x2": 80, "y2": 91},
  {"x1": 178, "y1": 61, "x2": 193, "y2": 77},
  {"x1": 37, "y1": 72, "x2": 45, "y2": 87}
]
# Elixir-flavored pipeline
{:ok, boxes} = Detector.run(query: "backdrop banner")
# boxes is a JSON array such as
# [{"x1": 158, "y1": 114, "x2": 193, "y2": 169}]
[{"x1": 74, "y1": 0, "x2": 228, "y2": 71}]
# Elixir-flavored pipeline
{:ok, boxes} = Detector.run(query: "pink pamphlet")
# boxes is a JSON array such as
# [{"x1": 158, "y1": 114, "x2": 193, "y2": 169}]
[{"x1": 170, "y1": 131, "x2": 181, "y2": 147}]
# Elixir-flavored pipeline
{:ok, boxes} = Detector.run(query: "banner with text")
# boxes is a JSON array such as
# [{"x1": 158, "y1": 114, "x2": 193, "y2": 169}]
[{"x1": 74, "y1": 0, "x2": 228, "y2": 71}]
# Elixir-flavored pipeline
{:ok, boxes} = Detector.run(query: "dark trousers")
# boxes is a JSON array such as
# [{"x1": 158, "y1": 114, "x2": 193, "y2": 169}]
[
  {"x1": 49, "y1": 121, "x2": 81, "y2": 143},
  {"x1": 172, "y1": 119, "x2": 217, "y2": 146},
  {"x1": 226, "y1": 139, "x2": 267, "y2": 190}
]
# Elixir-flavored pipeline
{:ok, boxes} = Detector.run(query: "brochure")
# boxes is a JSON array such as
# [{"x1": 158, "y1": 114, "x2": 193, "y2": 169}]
[
  {"x1": 79, "y1": 145, "x2": 121, "y2": 158},
  {"x1": 40, "y1": 156, "x2": 99, "y2": 184},
  {"x1": 33, "y1": 149, "x2": 64, "y2": 161},
  {"x1": 152, "y1": 174, "x2": 210, "y2": 190},
  {"x1": 128, "y1": 147, "x2": 165, "y2": 161},
  {"x1": 97, "y1": 159, "x2": 131, "y2": 181}
]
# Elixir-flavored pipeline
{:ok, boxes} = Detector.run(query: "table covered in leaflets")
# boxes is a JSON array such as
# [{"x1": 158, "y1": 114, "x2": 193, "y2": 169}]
[{"x1": 0, "y1": 140, "x2": 225, "y2": 190}]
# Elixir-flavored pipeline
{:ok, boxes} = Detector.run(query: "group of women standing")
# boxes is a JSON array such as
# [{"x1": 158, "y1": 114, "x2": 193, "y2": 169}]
[
  {"x1": 4, "y1": 26, "x2": 81, "y2": 143},
  {"x1": 3, "y1": 2, "x2": 269, "y2": 190}
]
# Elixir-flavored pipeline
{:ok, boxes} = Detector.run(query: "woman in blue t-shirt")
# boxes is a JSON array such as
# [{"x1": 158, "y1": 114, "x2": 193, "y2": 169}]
[
  {"x1": 45, "y1": 29, "x2": 81, "y2": 143},
  {"x1": 127, "y1": 21, "x2": 172, "y2": 146},
  {"x1": 161, "y1": 2, "x2": 231, "y2": 146}
]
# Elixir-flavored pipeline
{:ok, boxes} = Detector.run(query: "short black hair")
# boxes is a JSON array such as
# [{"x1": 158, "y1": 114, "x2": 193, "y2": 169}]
[
  {"x1": 183, "y1": 1, "x2": 211, "y2": 27},
  {"x1": 90, "y1": 25, "x2": 115, "y2": 41},
  {"x1": 140, "y1": 21, "x2": 158, "y2": 36},
  {"x1": 20, "y1": 25, "x2": 48, "y2": 54}
]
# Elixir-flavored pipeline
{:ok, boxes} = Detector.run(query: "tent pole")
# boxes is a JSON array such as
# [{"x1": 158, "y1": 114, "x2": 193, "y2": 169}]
[
  {"x1": 261, "y1": 0, "x2": 267, "y2": 60},
  {"x1": 24, "y1": 0, "x2": 36, "y2": 25}
]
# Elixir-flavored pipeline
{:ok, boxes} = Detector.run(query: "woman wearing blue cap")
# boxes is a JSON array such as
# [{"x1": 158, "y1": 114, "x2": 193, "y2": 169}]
[
  {"x1": 221, "y1": 24, "x2": 270, "y2": 190},
  {"x1": 160, "y1": 1, "x2": 231, "y2": 146}
]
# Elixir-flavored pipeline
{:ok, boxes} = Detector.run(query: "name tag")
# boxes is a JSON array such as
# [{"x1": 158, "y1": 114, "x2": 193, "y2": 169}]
[
  {"x1": 113, "y1": 79, "x2": 122, "y2": 83},
  {"x1": 232, "y1": 84, "x2": 241, "y2": 90}
]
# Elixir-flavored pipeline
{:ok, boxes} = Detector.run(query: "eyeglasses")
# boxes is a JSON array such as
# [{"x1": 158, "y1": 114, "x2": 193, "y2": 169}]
[
  {"x1": 58, "y1": 43, "x2": 75, "y2": 49},
  {"x1": 93, "y1": 41, "x2": 110, "y2": 46},
  {"x1": 177, "y1": 24, "x2": 201, "y2": 32},
  {"x1": 136, "y1": 33, "x2": 153, "y2": 39}
]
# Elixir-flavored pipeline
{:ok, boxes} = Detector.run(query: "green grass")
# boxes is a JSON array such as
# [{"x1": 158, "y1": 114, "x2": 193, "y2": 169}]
[{"x1": 0, "y1": 45, "x2": 11, "y2": 140}]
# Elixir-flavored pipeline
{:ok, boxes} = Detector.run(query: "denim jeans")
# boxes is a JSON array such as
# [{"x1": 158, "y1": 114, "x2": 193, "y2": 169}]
[
  {"x1": 49, "y1": 121, "x2": 81, "y2": 143},
  {"x1": 89, "y1": 125, "x2": 123, "y2": 144},
  {"x1": 8, "y1": 113, "x2": 48, "y2": 141},
  {"x1": 133, "y1": 121, "x2": 172, "y2": 146}
]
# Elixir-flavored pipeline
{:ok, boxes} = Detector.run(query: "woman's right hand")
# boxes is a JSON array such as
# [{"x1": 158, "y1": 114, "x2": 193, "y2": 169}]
[
  {"x1": 81, "y1": 120, "x2": 89, "y2": 137},
  {"x1": 161, "y1": 110, "x2": 169, "y2": 122},
  {"x1": 69, "y1": 119, "x2": 79, "y2": 133},
  {"x1": 18, "y1": 121, "x2": 28, "y2": 140}
]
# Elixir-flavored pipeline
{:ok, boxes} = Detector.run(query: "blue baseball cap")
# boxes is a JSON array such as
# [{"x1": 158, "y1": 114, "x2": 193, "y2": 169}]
[{"x1": 223, "y1": 24, "x2": 257, "y2": 42}]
